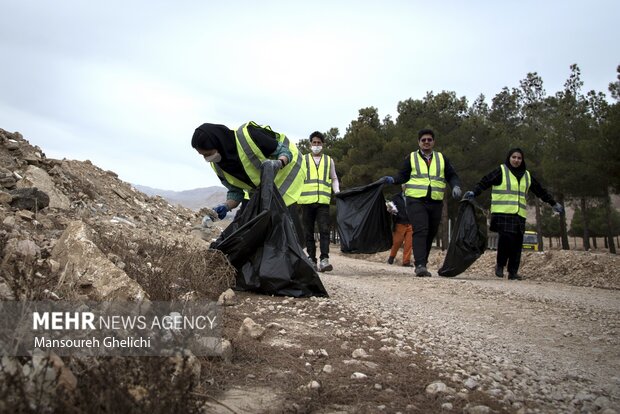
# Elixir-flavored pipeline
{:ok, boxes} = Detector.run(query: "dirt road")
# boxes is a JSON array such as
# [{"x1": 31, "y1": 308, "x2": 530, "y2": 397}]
[{"x1": 318, "y1": 250, "x2": 620, "y2": 413}]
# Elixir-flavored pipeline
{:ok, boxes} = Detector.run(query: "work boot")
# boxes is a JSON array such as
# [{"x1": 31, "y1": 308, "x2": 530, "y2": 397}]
[
  {"x1": 508, "y1": 272, "x2": 522, "y2": 280},
  {"x1": 402, "y1": 263, "x2": 414, "y2": 267},
  {"x1": 319, "y1": 258, "x2": 333, "y2": 272},
  {"x1": 415, "y1": 265, "x2": 431, "y2": 277},
  {"x1": 495, "y1": 265, "x2": 504, "y2": 278},
  {"x1": 387, "y1": 256, "x2": 395, "y2": 265}
]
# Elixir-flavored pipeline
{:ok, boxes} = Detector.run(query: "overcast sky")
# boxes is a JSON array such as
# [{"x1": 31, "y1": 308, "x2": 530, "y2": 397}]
[{"x1": 1, "y1": 1, "x2": 618, "y2": 191}]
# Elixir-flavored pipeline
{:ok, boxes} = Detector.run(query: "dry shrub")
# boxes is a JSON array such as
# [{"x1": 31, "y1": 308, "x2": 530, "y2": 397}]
[
  {"x1": 94, "y1": 227, "x2": 236, "y2": 300},
  {"x1": 0, "y1": 245, "x2": 59, "y2": 301},
  {"x1": 0, "y1": 230, "x2": 7, "y2": 261},
  {"x1": 60, "y1": 168, "x2": 99, "y2": 201},
  {"x1": 66, "y1": 357, "x2": 203, "y2": 414},
  {"x1": 0, "y1": 356, "x2": 204, "y2": 414}
]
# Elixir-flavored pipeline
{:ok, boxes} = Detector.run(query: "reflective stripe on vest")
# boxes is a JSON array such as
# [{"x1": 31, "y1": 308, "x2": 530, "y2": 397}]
[
  {"x1": 209, "y1": 121, "x2": 306, "y2": 206},
  {"x1": 298, "y1": 154, "x2": 332, "y2": 204},
  {"x1": 404, "y1": 151, "x2": 446, "y2": 200},
  {"x1": 491, "y1": 164, "x2": 531, "y2": 218}
]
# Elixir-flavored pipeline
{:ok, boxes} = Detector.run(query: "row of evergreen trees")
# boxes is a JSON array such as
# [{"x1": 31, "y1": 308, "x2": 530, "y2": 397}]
[{"x1": 299, "y1": 64, "x2": 620, "y2": 253}]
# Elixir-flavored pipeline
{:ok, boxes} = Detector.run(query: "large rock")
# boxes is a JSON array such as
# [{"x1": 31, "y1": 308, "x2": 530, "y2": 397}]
[
  {"x1": 16, "y1": 165, "x2": 70, "y2": 209},
  {"x1": 0, "y1": 167, "x2": 16, "y2": 189},
  {"x1": 217, "y1": 288, "x2": 237, "y2": 306},
  {"x1": 20, "y1": 351, "x2": 77, "y2": 407},
  {"x1": 9, "y1": 187, "x2": 50, "y2": 211},
  {"x1": 4, "y1": 239, "x2": 41, "y2": 260},
  {"x1": 0, "y1": 190, "x2": 13, "y2": 204},
  {"x1": 237, "y1": 318, "x2": 265, "y2": 340},
  {"x1": 51, "y1": 221, "x2": 147, "y2": 300}
]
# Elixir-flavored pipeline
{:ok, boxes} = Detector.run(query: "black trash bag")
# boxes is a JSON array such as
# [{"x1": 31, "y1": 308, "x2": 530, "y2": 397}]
[
  {"x1": 335, "y1": 179, "x2": 392, "y2": 254},
  {"x1": 211, "y1": 163, "x2": 328, "y2": 297},
  {"x1": 438, "y1": 200, "x2": 488, "y2": 277}
]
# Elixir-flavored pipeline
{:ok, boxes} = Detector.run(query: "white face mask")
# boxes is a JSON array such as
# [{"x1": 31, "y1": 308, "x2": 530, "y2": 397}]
[
  {"x1": 311, "y1": 145, "x2": 322, "y2": 155},
  {"x1": 203, "y1": 152, "x2": 222, "y2": 163}
]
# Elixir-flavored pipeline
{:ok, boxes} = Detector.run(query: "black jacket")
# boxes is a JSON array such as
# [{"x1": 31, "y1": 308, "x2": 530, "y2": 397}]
[{"x1": 391, "y1": 192, "x2": 410, "y2": 225}]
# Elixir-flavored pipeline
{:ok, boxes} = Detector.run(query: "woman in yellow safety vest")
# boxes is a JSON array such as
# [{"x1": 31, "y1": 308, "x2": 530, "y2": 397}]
[
  {"x1": 191, "y1": 122, "x2": 306, "y2": 220},
  {"x1": 463, "y1": 148, "x2": 564, "y2": 280}
]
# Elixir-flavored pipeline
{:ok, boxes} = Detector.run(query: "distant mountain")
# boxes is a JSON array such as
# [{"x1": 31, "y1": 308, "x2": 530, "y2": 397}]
[{"x1": 134, "y1": 184, "x2": 227, "y2": 211}]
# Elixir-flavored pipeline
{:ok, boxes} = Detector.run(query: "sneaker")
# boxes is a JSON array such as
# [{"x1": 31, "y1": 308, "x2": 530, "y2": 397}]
[
  {"x1": 415, "y1": 265, "x2": 432, "y2": 277},
  {"x1": 387, "y1": 256, "x2": 395, "y2": 265},
  {"x1": 310, "y1": 259, "x2": 318, "y2": 272},
  {"x1": 508, "y1": 272, "x2": 522, "y2": 280},
  {"x1": 495, "y1": 265, "x2": 504, "y2": 278},
  {"x1": 319, "y1": 258, "x2": 333, "y2": 272}
]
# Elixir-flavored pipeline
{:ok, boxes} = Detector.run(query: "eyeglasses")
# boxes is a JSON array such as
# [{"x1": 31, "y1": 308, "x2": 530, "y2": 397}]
[{"x1": 420, "y1": 138, "x2": 434, "y2": 143}]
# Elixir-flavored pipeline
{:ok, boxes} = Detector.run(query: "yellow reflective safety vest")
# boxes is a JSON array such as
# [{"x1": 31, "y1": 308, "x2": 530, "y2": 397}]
[
  {"x1": 404, "y1": 151, "x2": 446, "y2": 200},
  {"x1": 298, "y1": 153, "x2": 333, "y2": 205},
  {"x1": 209, "y1": 121, "x2": 306, "y2": 206},
  {"x1": 491, "y1": 164, "x2": 531, "y2": 218}
]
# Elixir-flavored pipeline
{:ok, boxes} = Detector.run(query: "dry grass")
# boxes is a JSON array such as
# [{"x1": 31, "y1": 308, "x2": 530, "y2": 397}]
[
  {"x1": 93, "y1": 226, "x2": 236, "y2": 301},
  {"x1": 0, "y1": 223, "x2": 239, "y2": 413},
  {"x1": 0, "y1": 242, "x2": 60, "y2": 301},
  {"x1": 0, "y1": 356, "x2": 205, "y2": 413}
]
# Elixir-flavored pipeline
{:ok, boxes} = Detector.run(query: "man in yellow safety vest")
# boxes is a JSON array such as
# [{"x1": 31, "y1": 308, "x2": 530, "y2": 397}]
[
  {"x1": 381, "y1": 129, "x2": 462, "y2": 277},
  {"x1": 297, "y1": 131, "x2": 340, "y2": 272}
]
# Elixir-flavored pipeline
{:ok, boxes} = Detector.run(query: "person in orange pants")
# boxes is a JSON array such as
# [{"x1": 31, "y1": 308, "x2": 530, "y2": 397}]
[{"x1": 386, "y1": 186, "x2": 413, "y2": 267}]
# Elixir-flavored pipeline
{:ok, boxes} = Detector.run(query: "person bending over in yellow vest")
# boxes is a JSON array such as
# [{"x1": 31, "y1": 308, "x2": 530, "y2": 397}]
[
  {"x1": 381, "y1": 129, "x2": 462, "y2": 277},
  {"x1": 463, "y1": 148, "x2": 564, "y2": 280},
  {"x1": 191, "y1": 122, "x2": 306, "y2": 221},
  {"x1": 298, "y1": 131, "x2": 340, "y2": 272}
]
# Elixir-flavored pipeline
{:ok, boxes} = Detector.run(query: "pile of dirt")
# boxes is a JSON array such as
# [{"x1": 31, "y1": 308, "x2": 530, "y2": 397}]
[
  {"x1": 345, "y1": 247, "x2": 620, "y2": 290},
  {"x1": 0, "y1": 127, "x2": 235, "y2": 297},
  {"x1": 464, "y1": 249, "x2": 620, "y2": 290},
  {"x1": 0, "y1": 128, "x2": 225, "y2": 232}
]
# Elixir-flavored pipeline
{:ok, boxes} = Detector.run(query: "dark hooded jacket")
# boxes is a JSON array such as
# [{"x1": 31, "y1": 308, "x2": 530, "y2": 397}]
[
  {"x1": 390, "y1": 192, "x2": 411, "y2": 225},
  {"x1": 471, "y1": 148, "x2": 557, "y2": 233},
  {"x1": 191, "y1": 123, "x2": 280, "y2": 187}
]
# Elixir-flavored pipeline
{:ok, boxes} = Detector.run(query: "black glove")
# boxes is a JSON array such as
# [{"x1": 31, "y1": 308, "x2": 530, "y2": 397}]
[
  {"x1": 552, "y1": 203, "x2": 565, "y2": 214},
  {"x1": 213, "y1": 204, "x2": 229, "y2": 220},
  {"x1": 463, "y1": 191, "x2": 475, "y2": 201},
  {"x1": 382, "y1": 176, "x2": 394, "y2": 185},
  {"x1": 261, "y1": 159, "x2": 283, "y2": 171}
]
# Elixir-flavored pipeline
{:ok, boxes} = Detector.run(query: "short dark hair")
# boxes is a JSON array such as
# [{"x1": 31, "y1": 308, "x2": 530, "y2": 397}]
[
  {"x1": 418, "y1": 129, "x2": 435, "y2": 140},
  {"x1": 309, "y1": 131, "x2": 325, "y2": 143}
]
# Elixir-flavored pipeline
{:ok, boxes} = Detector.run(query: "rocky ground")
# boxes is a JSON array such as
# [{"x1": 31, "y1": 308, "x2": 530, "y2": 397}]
[
  {"x1": 1, "y1": 127, "x2": 619, "y2": 413},
  {"x1": 324, "y1": 251, "x2": 619, "y2": 413},
  {"x1": 209, "y1": 248, "x2": 619, "y2": 414}
]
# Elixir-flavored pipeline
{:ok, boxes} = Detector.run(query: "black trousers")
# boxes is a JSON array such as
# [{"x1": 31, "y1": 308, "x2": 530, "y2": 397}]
[
  {"x1": 406, "y1": 198, "x2": 443, "y2": 267},
  {"x1": 301, "y1": 203, "x2": 331, "y2": 262},
  {"x1": 497, "y1": 230, "x2": 524, "y2": 274}
]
